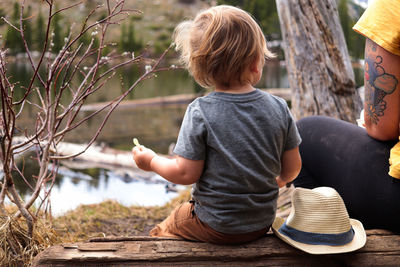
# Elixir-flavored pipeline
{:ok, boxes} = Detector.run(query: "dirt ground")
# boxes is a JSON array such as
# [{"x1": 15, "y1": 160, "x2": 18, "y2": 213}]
[
  {"x1": 86, "y1": 214, "x2": 162, "y2": 237},
  {"x1": 52, "y1": 185, "x2": 293, "y2": 242},
  {"x1": 52, "y1": 189, "x2": 191, "y2": 242}
]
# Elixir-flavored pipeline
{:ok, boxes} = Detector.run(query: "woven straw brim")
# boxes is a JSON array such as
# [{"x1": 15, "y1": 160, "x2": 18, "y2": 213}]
[{"x1": 272, "y1": 217, "x2": 367, "y2": 254}]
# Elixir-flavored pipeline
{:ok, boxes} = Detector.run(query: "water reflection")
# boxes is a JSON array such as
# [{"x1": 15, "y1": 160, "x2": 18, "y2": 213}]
[
  {"x1": 7, "y1": 59, "x2": 289, "y2": 213},
  {"x1": 11, "y1": 59, "x2": 289, "y2": 153},
  {"x1": 48, "y1": 168, "x2": 181, "y2": 215},
  {"x1": 10, "y1": 152, "x2": 183, "y2": 215},
  {"x1": 258, "y1": 60, "x2": 289, "y2": 89},
  {"x1": 69, "y1": 104, "x2": 187, "y2": 154}
]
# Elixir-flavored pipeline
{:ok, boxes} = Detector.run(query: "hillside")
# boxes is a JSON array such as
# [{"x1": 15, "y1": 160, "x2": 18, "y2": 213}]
[{"x1": 0, "y1": 0, "x2": 210, "y2": 54}]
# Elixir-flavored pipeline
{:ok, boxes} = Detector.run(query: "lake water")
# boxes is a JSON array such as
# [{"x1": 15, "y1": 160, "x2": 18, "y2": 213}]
[{"x1": 6, "y1": 59, "x2": 288, "y2": 215}]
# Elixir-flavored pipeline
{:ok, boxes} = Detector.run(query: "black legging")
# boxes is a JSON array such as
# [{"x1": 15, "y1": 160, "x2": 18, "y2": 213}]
[{"x1": 294, "y1": 116, "x2": 400, "y2": 232}]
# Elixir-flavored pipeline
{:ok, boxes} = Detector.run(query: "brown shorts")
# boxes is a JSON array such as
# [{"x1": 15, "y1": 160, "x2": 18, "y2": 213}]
[{"x1": 150, "y1": 201, "x2": 269, "y2": 245}]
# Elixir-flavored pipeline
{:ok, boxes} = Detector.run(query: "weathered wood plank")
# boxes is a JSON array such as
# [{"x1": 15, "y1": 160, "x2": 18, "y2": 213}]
[
  {"x1": 32, "y1": 230, "x2": 400, "y2": 266},
  {"x1": 32, "y1": 186, "x2": 400, "y2": 266}
]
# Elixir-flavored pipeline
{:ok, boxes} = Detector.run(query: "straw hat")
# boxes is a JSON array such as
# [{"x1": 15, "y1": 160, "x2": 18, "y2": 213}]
[{"x1": 272, "y1": 187, "x2": 366, "y2": 254}]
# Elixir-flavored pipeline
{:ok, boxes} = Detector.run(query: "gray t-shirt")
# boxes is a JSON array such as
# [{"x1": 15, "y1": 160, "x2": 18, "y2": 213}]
[{"x1": 173, "y1": 89, "x2": 301, "y2": 234}]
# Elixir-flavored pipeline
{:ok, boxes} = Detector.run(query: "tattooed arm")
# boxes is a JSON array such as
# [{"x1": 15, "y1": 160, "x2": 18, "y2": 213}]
[{"x1": 363, "y1": 38, "x2": 400, "y2": 141}]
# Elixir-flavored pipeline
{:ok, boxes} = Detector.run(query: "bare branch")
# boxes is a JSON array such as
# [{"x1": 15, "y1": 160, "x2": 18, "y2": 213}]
[
  {"x1": 51, "y1": 1, "x2": 83, "y2": 18},
  {"x1": 12, "y1": 160, "x2": 34, "y2": 192},
  {"x1": 50, "y1": 47, "x2": 172, "y2": 160},
  {"x1": 0, "y1": 1, "x2": 174, "y2": 251},
  {"x1": 1, "y1": 17, "x2": 20, "y2": 32},
  {"x1": 19, "y1": 0, "x2": 46, "y2": 87},
  {"x1": 13, "y1": 2, "x2": 54, "y2": 105}
]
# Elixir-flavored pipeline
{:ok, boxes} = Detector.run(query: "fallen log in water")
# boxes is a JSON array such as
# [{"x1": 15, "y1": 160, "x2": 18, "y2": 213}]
[
  {"x1": 10, "y1": 137, "x2": 159, "y2": 182},
  {"x1": 80, "y1": 89, "x2": 291, "y2": 112},
  {"x1": 12, "y1": 89, "x2": 290, "y2": 170},
  {"x1": 12, "y1": 137, "x2": 144, "y2": 169},
  {"x1": 57, "y1": 142, "x2": 134, "y2": 168}
]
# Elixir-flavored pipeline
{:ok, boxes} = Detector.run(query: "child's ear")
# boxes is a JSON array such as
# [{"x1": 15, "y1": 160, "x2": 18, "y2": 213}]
[{"x1": 250, "y1": 58, "x2": 262, "y2": 73}]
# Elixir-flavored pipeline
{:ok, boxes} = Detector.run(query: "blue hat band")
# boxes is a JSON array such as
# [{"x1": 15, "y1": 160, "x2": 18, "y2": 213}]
[{"x1": 278, "y1": 221, "x2": 355, "y2": 246}]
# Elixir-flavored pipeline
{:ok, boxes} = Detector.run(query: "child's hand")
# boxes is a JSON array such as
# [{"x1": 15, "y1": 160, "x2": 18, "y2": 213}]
[{"x1": 132, "y1": 141, "x2": 156, "y2": 171}]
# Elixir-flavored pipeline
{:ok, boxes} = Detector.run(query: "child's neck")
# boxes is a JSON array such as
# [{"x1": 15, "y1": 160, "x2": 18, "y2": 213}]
[{"x1": 215, "y1": 83, "x2": 255, "y2": 94}]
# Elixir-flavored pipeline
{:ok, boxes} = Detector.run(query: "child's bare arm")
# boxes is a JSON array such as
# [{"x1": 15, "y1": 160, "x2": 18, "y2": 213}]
[
  {"x1": 150, "y1": 155, "x2": 204, "y2": 185},
  {"x1": 276, "y1": 147, "x2": 302, "y2": 188},
  {"x1": 132, "y1": 146, "x2": 204, "y2": 185}
]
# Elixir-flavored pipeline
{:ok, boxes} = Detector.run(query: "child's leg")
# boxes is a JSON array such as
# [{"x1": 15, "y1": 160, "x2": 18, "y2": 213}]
[
  {"x1": 150, "y1": 201, "x2": 269, "y2": 244},
  {"x1": 149, "y1": 202, "x2": 194, "y2": 239}
]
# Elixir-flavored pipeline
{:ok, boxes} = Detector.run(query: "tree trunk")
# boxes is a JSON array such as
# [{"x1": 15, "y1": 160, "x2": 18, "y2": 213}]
[{"x1": 276, "y1": 0, "x2": 362, "y2": 122}]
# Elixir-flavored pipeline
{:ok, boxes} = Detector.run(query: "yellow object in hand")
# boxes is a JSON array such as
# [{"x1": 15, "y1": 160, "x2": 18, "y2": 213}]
[{"x1": 133, "y1": 138, "x2": 140, "y2": 147}]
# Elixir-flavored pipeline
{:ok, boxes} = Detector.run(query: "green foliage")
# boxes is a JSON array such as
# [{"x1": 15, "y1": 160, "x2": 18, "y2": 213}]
[
  {"x1": 217, "y1": 0, "x2": 281, "y2": 39},
  {"x1": 35, "y1": 11, "x2": 46, "y2": 51},
  {"x1": 339, "y1": 0, "x2": 351, "y2": 47},
  {"x1": 338, "y1": 0, "x2": 365, "y2": 59},
  {"x1": 0, "y1": 0, "x2": 365, "y2": 60},
  {"x1": 193, "y1": 78, "x2": 206, "y2": 94},
  {"x1": 119, "y1": 23, "x2": 127, "y2": 52},
  {"x1": 157, "y1": 32, "x2": 170, "y2": 42},
  {"x1": 4, "y1": 2, "x2": 24, "y2": 53},
  {"x1": 219, "y1": 0, "x2": 365, "y2": 59},
  {"x1": 23, "y1": 6, "x2": 33, "y2": 49},
  {"x1": 80, "y1": 30, "x2": 100, "y2": 51},
  {"x1": 51, "y1": 8, "x2": 64, "y2": 53},
  {"x1": 0, "y1": 8, "x2": 5, "y2": 26},
  {"x1": 119, "y1": 18, "x2": 143, "y2": 53},
  {"x1": 3, "y1": 4, "x2": 34, "y2": 53}
]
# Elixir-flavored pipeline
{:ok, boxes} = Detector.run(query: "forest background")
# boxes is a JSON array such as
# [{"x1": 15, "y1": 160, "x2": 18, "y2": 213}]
[{"x1": 0, "y1": 0, "x2": 365, "y2": 60}]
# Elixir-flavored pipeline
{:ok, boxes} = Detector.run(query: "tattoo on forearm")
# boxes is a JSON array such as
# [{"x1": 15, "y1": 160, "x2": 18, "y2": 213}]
[
  {"x1": 371, "y1": 41, "x2": 377, "y2": 52},
  {"x1": 364, "y1": 51, "x2": 398, "y2": 124}
]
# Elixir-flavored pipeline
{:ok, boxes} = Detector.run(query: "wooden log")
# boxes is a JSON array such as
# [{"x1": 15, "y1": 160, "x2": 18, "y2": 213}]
[
  {"x1": 80, "y1": 89, "x2": 291, "y2": 112},
  {"x1": 275, "y1": 0, "x2": 362, "y2": 122},
  {"x1": 32, "y1": 186, "x2": 400, "y2": 266},
  {"x1": 12, "y1": 137, "x2": 137, "y2": 168},
  {"x1": 32, "y1": 230, "x2": 400, "y2": 266}
]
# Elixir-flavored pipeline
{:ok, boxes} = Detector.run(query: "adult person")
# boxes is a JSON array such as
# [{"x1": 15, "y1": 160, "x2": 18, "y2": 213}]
[{"x1": 293, "y1": 0, "x2": 400, "y2": 232}]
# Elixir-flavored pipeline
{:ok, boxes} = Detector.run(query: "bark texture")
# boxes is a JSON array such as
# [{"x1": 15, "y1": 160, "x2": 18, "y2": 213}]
[
  {"x1": 32, "y1": 230, "x2": 400, "y2": 266},
  {"x1": 276, "y1": 0, "x2": 362, "y2": 122}
]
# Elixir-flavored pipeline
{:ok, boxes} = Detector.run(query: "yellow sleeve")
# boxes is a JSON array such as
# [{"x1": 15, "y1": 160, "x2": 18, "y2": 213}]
[
  {"x1": 389, "y1": 140, "x2": 400, "y2": 179},
  {"x1": 353, "y1": 0, "x2": 400, "y2": 56}
]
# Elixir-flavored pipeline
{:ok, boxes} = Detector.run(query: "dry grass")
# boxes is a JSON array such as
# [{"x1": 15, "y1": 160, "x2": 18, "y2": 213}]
[
  {"x1": 0, "y1": 188, "x2": 191, "y2": 266},
  {"x1": 0, "y1": 186, "x2": 291, "y2": 266},
  {"x1": 0, "y1": 215, "x2": 60, "y2": 267},
  {"x1": 53, "y1": 188, "x2": 191, "y2": 242}
]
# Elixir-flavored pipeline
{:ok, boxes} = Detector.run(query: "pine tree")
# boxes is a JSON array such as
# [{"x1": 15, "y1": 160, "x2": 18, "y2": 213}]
[
  {"x1": 126, "y1": 18, "x2": 142, "y2": 52},
  {"x1": 23, "y1": 6, "x2": 33, "y2": 49},
  {"x1": 119, "y1": 20, "x2": 142, "y2": 53},
  {"x1": 338, "y1": 0, "x2": 351, "y2": 50},
  {"x1": 338, "y1": 0, "x2": 365, "y2": 59},
  {"x1": 35, "y1": 11, "x2": 46, "y2": 51},
  {"x1": 119, "y1": 23, "x2": 126, "y2": 52},
  {"x1": 0, "y1": 8, "x2": 5, "y2": 26},
  {"x1": 5, "y1": 2, "x2": 24, "y2": 53},
  {"x1": 217, "y1": 0, "x2": 281, "y2": 39},
  {"x1": 51, "y1": 9, "x2": 64, "y2": 53},
  {"x1": 80, "y1": 32, "x2": 91, "y2": 47}
]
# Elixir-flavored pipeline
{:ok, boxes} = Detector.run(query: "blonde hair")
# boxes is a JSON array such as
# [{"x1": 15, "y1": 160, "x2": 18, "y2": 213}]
[{"x1": 174, "y1": 5, "x2": 275, "y2": 89}]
